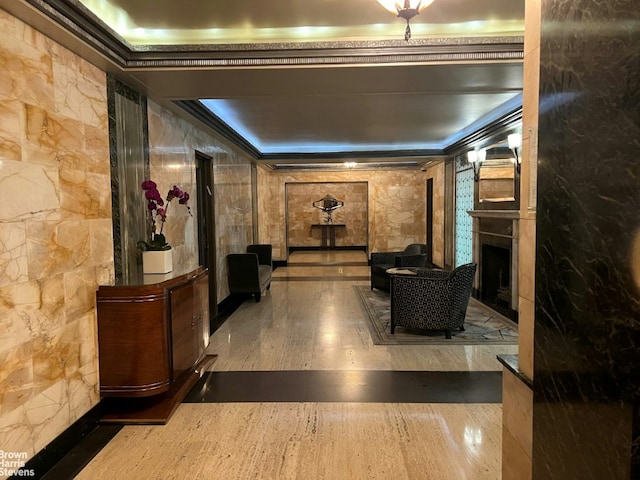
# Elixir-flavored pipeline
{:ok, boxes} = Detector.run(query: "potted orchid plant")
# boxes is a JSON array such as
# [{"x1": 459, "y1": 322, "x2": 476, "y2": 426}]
[
  {"x1": 138, "y1": 180, "x2": 192, "y2": 274},
  {"x1": 138, "y1": 180, "x2": 192, "y2": 251}
]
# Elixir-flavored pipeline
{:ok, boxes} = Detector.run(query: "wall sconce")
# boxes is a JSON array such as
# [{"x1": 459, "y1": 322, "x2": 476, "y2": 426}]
[
  {"x1": 508, "y1": 133, "x2": 522, "y2": 174},
  {"x1": 467, "y1": 148, "x2": 486, "y2": 182}
]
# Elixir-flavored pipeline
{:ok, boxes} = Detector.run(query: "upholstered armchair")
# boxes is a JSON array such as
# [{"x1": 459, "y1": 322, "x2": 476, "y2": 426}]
[
  {"x1": 390, "y1": 263, "x2": 477, "y2": 338},
  {"x1": 226, "y1": 244, "x2": 273, "y2": 302},
  {"x1": 370, "y1": 243, "x2": 428, "y2": 291}
]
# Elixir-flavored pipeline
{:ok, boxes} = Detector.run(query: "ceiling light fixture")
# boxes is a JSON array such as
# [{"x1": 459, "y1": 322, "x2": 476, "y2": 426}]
[
  {"x1": 467, "y1": 148, "x2": 486, "y2": 182},
  {"x1": 376, "y1": 0, "x2": 436, "y2": 41},
  {"x1": 508, "y1": 132, "x2": 522, "y2": 174}
]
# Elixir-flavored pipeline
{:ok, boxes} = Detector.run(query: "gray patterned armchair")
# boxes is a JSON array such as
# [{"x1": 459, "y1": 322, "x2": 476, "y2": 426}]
[
  {"x1": 370, "y1": 243, "x2": 428, "y2": 291},
  {"x1": 390, "y1": 263, "x2": 477, "y2": 338}
]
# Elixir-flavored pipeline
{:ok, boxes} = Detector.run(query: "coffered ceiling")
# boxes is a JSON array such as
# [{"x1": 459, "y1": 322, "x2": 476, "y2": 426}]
[{"x1": 1, "y1": 0, "x2": 525, "y2": 169}]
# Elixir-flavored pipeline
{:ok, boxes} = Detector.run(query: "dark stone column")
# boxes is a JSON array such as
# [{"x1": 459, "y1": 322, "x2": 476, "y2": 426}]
[{"x1": 534, "y1": 0, "x2": 640, "y2": 478}]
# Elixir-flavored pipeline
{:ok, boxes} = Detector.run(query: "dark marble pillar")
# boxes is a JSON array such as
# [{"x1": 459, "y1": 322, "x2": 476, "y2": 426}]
[{"x1": 534, "y1": 0, "x2": 640, "y2": 478}]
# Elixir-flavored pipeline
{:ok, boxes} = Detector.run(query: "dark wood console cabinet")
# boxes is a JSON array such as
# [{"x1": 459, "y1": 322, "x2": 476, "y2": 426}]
[{"x1": 96, "y1": 266, "x2": 215, "y2": 424}]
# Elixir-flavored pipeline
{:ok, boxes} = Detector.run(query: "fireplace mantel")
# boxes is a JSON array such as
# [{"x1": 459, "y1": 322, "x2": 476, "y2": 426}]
[{"x1": 467, "y1": 209, "x2": 519, "y2": 321}]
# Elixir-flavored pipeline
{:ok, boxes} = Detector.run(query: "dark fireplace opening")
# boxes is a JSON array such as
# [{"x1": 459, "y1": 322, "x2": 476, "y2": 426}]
[{"x1": 481, "y1": 244, "x2": 515, "y2": 322}]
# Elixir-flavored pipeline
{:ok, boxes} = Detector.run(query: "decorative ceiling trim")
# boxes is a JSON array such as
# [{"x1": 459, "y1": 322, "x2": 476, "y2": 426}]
[
  {"x1": 258, "y1": 149, "x2": 445, "y2": 161},
  {"x1": 20, "y1": 0, "x2": 523, "y2": 70},
  {"x1": 174, "y1": 100, "x2": 262, "y2": 159},
  {"x1": 444, "y1": 107, "x2": 523, "y2": 157},
  {"x1": 14, "y1": 0, "x2": 524, "y2": 164},
  {"x1": 126, "y1": 49, "x2": 522, "y2": 69},
  {"x1": 264, "y1": 161, "x2": 431, "y2": 172},
  {"x1": 174, "y1": 99, "x2": 521, "y2": 163},
  {"x1": 19, "y1": 0, "x2": 132, "y2": 65}
]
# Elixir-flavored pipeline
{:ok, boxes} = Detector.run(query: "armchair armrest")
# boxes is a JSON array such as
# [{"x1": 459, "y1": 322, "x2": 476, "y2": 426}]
[
  {"x1": 371, "y1": 251, "x2": 402, "y2": 265},
  {"x1": 247, "y1": 244, "x2": 272, "y2": 267},
  {"x1": 395, "y1": 253, "x2": 427, "y2": 268}
]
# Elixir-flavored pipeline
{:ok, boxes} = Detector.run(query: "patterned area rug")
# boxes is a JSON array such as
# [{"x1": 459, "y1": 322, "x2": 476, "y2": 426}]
[{"x1": 355, "y1": 285, "x2": 518, "y2": 345}]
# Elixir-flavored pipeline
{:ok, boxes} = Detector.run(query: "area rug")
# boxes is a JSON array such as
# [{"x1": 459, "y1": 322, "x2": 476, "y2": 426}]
[{"x1": 355, "y1": 285, "x2": 518, "y2": 345}]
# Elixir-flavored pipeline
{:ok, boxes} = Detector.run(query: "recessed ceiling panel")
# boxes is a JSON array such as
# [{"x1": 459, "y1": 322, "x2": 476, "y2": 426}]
[
  {"x1": 78, "y1": 0, "x2": 524, "y2": 44},
  {"x1": 22, "y1": 0, "x2": 525, "y2": 161},
  {"x1": 201, "y1": 91, "x2": 521, "y2": 154}
]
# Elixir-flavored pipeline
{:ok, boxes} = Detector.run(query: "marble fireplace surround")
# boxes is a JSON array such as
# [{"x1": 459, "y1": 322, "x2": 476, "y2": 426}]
[{"x1": 468, "y1": 210, "x2": 519, "y2": 318}]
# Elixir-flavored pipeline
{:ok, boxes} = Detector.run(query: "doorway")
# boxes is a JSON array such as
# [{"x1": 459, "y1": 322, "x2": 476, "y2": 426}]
[
  {"x1": 426, "y1": 178, "x2": 434, "y2": 267},
  {"x1": 196, "y1": 151, "x2": 217, "y2": 320}
]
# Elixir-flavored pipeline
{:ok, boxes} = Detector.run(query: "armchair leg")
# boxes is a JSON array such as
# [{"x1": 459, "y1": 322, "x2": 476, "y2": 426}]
[
  {"x1": 459, "y1": 325, "x2": 465, "y2": 331},
  {"x1": 445, "y1": 329, "x2": 452, "y2": 339},
  {"x1": 254, "y1": 292, "x2": 261, "y2": 302}
]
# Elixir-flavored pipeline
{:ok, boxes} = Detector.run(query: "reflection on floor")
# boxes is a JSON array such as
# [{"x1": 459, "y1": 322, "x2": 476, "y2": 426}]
[{"x1": 56, "y1": 251, "x2": 517, "y2": 479}]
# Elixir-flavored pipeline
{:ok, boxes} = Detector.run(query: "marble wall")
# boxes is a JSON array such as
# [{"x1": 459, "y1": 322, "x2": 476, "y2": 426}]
[
  {"x1": 146, "y1": 102, "x2": 254, "y2": 303},
  {"x1": 533, "y1": 0, "x2": 640, "y2": 477},
  {"x1": 257, "y1": 163, "x2": 444, "y2": 263},
  {"x1": 286, "y1": 182, "x2": 367, "y2": 248},
  {"x1": 0, "y1": 8, "x2": 256, "y2": 464},
  {"x1": 0, "y1": 10, "x2": 111, "y2": 461},
  {"x1": 500, "y1": 1, "x2": 539, "y2": 478}
]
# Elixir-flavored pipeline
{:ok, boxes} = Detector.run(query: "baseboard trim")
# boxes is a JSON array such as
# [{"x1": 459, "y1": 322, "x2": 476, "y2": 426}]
[
  {"x1": 12, "y1": 401, "x2": 108, "y2": 479},
  {"x1": 211, "y1": 294, "x2": 245, "y2": 334}
]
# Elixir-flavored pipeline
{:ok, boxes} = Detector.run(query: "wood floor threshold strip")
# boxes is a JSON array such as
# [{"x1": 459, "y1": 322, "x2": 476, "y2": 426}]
[
  {"x1": 272, "y1": 276, "x2": 370, "y2": 282},
  {"x1": 183, "y1": 370, "x2": 502, "y2": 404},
  {"x1": 285, "y1": 261, "x2": 369, "y2": 267}
]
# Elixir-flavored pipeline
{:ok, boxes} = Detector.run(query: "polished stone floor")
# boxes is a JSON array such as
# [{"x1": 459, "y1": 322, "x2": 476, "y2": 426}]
[{"x1": 57, "y1": 251, "x2": 517, "y2": 479}]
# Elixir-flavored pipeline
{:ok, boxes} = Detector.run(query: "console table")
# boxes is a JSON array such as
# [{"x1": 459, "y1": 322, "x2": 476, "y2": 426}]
[
  {"x1": 96, "y1": 266, "x2": 216, "y2": 424},
  {"x1": 311, "y1": 223, "x2": 345, "y2": 248}
]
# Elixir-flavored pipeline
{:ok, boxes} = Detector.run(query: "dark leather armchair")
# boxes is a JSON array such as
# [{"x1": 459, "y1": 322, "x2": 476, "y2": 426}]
[
  {"x1": 390, "y1": 263, "x2": 477, "y2": 338},
  {"x1": 370, "y1": 243, "x2": 428, "y2": 291},
  {"x1": 226, "y1": 244, "x2": 273, "y2": 302}
]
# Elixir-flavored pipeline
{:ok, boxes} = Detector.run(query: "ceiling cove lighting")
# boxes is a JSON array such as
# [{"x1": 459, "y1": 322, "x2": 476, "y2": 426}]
[
  {"x1": 467, "y1": 148, "x2": 486, "y2": 182},
  {"x1": 376, "y1": 0, "x2": 436, "y2": 40}
]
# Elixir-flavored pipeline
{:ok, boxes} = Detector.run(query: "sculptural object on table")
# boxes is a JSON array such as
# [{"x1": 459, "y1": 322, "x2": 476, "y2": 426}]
[{"x1": 312, "y1": 194, "x2": 344, "y2": 224}]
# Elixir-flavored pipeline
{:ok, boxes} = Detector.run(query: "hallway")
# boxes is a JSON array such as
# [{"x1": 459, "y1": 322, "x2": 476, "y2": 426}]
[{"x1": 73, "y1": 251, "x2": 517, "y2": 479}]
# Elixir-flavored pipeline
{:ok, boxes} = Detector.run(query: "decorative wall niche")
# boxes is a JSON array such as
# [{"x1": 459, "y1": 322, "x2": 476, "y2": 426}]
[{"x1": 285, "y1": 182, "x2": 368, "y2": 251}]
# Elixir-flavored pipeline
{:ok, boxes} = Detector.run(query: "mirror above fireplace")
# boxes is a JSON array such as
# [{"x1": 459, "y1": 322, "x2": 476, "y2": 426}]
[
  {"x1": 479, "y1": 159, "x2": 515, "y2": 203},
  {"x1": 478, "y1": 141, "x2": 516, "y2": 203}
]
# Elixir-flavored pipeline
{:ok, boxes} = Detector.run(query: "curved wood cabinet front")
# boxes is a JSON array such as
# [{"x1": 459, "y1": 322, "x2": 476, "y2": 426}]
[{"x1": 97, "y1": 267, "x2": 208, "y2": 398}]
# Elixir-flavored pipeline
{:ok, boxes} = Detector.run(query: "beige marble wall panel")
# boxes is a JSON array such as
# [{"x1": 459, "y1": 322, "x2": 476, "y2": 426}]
[
  {"x1": 497, "y1": 1, "x2": 541, "y2": 474},
  {"x1": 518, "y1": 296, "x2": 535, "y2": 380},
  {"x1": 286, "y1": 182, "x2": 367, "y2": 247},
  {"x1": 0, "y1": 222, "x2": 28, "y2": 288},
  {"x1": 256, "y1": 167, "x2": 284, "y2": 259},
  {"x1": 0, "y1": 100, "x2": 22, "y2": 162},
  {"x1": 0, "y1": 161, "x2": 60, "y2": 221},
  {"x1": 517, "y1": 0, "x2": 542, "y2": 379},
  {"x1": 0, "y1": 9, "x2": 109, "y2": 461},
  {"x1": 146, "y1": 101, "x2": 254, "y2": 303},
  {"x1": 426, "y1": 162, "x2": 445, "y2": 267},
  {"x1": 502, "y1": 368, "x2": 533, "y2": 479},
  {"x1": 0, "y1": 24, "x2": 54, "y2": 111},
  {"x1": 258, "y1": 168, "x2": 435, "y2": 261},
  {"x1": 502, "y1": 429, "x2": 532, "y2": 480}
]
